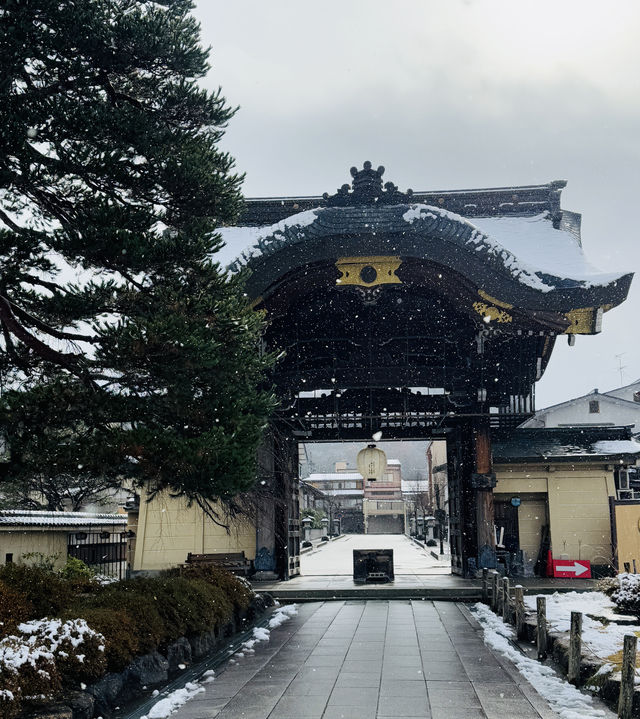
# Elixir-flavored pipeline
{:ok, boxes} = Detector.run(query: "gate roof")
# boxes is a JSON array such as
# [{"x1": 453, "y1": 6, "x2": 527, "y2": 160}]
[{"x1": 216, "y1": 164, "x2": 632, "y2": 315}]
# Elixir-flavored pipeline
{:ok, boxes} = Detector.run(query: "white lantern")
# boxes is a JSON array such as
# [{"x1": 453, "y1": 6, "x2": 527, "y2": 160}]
[{"x1": 357, "y1": 443, "x2": 387, "y2": 482}]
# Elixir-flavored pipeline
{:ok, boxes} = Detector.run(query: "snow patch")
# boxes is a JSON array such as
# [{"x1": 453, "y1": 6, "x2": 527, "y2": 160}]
[
  {"x1": 268, "y1": 604, "x2": 298, "y2": 629},
  {"x1": 142, "y1": 682, "x2": 204, "y2": 719},
  {"x1": 471, "y1": 603, "x2": 606, "y2": 719},
  {"x1": 523, "y1": 590, "x2": 640, "y2": 667}
]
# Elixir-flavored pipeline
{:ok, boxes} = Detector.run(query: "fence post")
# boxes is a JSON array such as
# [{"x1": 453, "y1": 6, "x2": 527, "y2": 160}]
[
  {"x1": 568, "y1": 611, "x2": 582, "y2": 685},
  {"x1": 497, "y1": 577, "x2": 504, "y2": 617},
  {"x1": 491, "y1": 571, "x2": 499, "y2": 612},
  {"x1": 536, "y1": 596, "x2": 547, "y2": 661},
  {"x1": 619, "y1": 634, "x2": 637, "y2": 719},
  {"x1": 482, "y1": 567, "x2": 489, "y2": 604},
  {"x1": 502, "y1": 577, "x2": 511, "y2": 623},
  {"x1": 515, "y1": 586, "x2": 525, "y2": 639}
]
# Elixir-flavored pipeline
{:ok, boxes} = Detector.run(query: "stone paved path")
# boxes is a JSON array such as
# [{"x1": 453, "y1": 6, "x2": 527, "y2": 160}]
[
  {"x1": 300, "y1": 534, "x2": 450, "y2": 577},
  {"x1": 177, "y1": 600, "x2": 563, "y2": 719}
]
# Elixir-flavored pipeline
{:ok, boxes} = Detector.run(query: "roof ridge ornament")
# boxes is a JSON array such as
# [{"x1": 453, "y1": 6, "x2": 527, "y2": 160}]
[{"x1": 323, "y1": 161, "x2": 414, "y2": 206}]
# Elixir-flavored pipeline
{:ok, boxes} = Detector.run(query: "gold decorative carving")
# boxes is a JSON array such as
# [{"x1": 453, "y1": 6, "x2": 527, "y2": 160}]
[
  {"x1": 564, "y1": 307, "x2": 603, "y2": 334},
  {"x1": 477, "y1": 290, "x2": 513, "y2": 310},
  {"x1": 336, "y1": 256, "x2": 402, "y2": 287},
  {"x1": 472, "y1": 301, "x2": 512, "y2": 323}
]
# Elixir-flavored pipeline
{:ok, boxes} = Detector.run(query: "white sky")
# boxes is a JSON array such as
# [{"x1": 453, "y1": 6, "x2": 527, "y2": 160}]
[{"x1": 194, "y1": 0, "x2": 640, "y2": 408}]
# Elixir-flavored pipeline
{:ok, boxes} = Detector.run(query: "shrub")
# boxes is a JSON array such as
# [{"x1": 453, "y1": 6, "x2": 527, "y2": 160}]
[
  {"x1": 176, "y1": 566, "x2": 253, "y2": 614},
  {"x1": 0, "y1": 564, "x2": 72, "y2": 619},
  {"x1": 0, "y1": 634, "x2": 60, "y2": 719},
  {"x1": 60, "y1": 557, "x2": 93, "y2": 581},
  {"x1": 0, "y1": 582, "x2": 33, "y2": 636},
  {"x1": 16, "y1": 618, "x2": 106, "y2": 688},
  {"x1": 608, "y1": 573, "x2": 640, "y2": 614},
  {"x1": 426, "y1": 539, "x2": 438, "y2": 547},
  {"x1": 83, "y1": 583, "x2": 165, "y2": 655},
  {"x1": 62, "y1": 607, "x2": 139, "y2": 673},
  {"x1": 21, "y1": 552, "x2": 60, "y2": 572}
]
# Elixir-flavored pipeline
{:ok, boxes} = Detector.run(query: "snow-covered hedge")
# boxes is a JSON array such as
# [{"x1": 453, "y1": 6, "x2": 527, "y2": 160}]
[
  {"x1": 601, "y1": 572, "x2": 640, "y2": 613},
  {"x1": 0, "y1": 562, "x2": 255, "y2": 717},
  {"x1": 0, "y1": 618, "x2": 105, "y2": 719}
]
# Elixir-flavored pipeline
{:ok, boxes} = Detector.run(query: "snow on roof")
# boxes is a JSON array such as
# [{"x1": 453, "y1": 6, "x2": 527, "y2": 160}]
[
  {"x1": 592, "y1": 439, "x2": 640, "y2": 455},
  {"x1": 470, "y1": 213, "x2": 614, "y2": 286},
  {"x1": 323, "y1": 489, "x2": 364, "y2": 497},
  {"x1": 387, "y1": 459, "x2": 401, "y2": 465},
  {"x1": 401, "y1": 479, "x2": 430, "y2": 492},
  {"x1": 305, "y1": 473, "x2": 363, "y2": 481},
  {"x1": 216, "y1": 206, "x2": 626, "y2": 295},
  {"x1": 0, "y1": 510, "x2": 128, "y2": 528},
  {"x1": 403, "y1": 207, "x2": 623, "y2": 293}
]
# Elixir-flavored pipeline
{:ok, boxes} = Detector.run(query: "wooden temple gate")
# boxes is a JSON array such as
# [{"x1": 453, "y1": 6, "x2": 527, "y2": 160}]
[{"x1": 223, "y1": 163, "x2": 632, "y2": 578}]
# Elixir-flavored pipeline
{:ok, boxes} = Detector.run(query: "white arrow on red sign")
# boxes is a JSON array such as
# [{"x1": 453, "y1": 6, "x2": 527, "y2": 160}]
[{"x1": 555, "y1": 562, "x2": 589, "y2": 576}]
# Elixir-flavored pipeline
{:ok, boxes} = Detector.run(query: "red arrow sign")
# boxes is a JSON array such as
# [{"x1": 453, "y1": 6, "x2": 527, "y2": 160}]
[{"x1": 552, "y1": 559, "x2": 591, "y2": 579}]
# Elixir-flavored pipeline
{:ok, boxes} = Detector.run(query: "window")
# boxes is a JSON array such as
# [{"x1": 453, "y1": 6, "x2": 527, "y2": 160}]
[
  {"x1": 589, "y1": 400, "x2": 600, "y2": 413},
  {"x1": 5, "y1": 554, "x2": 12, "y2": 564}
]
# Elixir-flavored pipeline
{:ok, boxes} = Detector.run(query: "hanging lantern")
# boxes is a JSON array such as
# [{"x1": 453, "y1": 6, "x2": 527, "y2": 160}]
[{"x1": 357, "y1": 443, "x2": 387, "y2": 482}]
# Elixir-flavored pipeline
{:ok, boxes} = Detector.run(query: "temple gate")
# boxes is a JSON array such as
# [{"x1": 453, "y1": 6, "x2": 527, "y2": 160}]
[{"x1": 219, "y1": 163, "x2": 632, "y2": 578}]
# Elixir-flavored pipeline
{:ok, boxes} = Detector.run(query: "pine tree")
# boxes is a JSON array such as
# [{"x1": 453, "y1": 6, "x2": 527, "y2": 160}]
[{"x1": 0, "y1": 0, "x2": 275, "y2": 507}]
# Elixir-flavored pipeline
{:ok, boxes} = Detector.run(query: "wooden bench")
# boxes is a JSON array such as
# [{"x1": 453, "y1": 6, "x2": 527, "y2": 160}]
[{"x1": 185, "y1": 551, "x2": 251, "y2": 577}]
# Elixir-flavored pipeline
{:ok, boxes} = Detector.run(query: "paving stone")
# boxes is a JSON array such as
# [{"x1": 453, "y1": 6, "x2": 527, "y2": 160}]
[
  {"x1": 322, "y1": 708, "x2": 376, "y2": 719},
  {"x1": 174, "y1": 598, "x2": 560, "y2": 719},
  {"x1": 379, "y1": 679, "x2": 428, "y2": 697},
  {"x1": 378, "y1": 694, "x2": 431, "y2": 716},
  {"x1": 327, "y1": 687, "x2": 379, "y2": 708},
  {"x1": 334, "y1": 672, "x2": 383, "y2": 688},
  {"x1": 270, "y1": 693, "x2": 328, "y2": 718}
]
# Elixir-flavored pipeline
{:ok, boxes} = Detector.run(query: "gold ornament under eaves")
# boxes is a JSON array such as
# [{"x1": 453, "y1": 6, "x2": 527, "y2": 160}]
[{"x1": 336, "y1": 256, "x2": 402, "y2": 287}]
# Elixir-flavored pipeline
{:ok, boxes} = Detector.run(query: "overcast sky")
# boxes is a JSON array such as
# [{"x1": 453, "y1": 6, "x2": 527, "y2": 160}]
[{"x1": 194, "y1": 0, "x2": 640, "y2": 409}]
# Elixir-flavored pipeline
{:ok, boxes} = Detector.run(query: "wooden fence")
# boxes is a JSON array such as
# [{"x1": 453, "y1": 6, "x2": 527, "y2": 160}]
[{"x1": 481, "y1": 567, "x2": 637, "y2": 719}]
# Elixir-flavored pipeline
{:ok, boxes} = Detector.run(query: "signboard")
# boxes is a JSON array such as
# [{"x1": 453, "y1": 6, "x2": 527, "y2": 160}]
[{"x1": 552, "y1": 559, "x2": 591, "y2": 579}]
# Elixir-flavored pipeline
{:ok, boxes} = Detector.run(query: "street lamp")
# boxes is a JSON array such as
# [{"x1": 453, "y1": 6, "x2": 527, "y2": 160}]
[
  {"x1": 301, "y1": 516, "x2": 313, "y2": 543},
  {"x1": 320, "y1": 517, "x2": 329, "y2": 538}
]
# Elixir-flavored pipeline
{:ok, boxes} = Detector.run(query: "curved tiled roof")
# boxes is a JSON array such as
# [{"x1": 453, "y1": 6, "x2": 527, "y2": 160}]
[{"x1": 218, "y1": 203, "x2": 631, "y2": 313}]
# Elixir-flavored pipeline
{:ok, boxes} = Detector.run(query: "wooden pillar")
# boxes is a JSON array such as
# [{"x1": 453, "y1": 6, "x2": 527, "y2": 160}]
[{"x1": 473, "y1": 415, "x2": 496, "y2": 568}]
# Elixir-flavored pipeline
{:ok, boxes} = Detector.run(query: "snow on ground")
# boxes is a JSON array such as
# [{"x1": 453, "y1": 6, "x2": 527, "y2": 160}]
[
  {"x1": 140, "y1": 604, "x2": 298, "y2": 719},
  {"x1": 143, "y1": 682, "x2": 204, "y2": 719},
  {"x1": 300, "y1": 533, "x2": 449, "y2": 576},
  {"x1": 471, "y1": 603, "x2": 608, "y2": 719},
  {"x1": 523, "y1": 591, "x2": 640, "y2": 672}
]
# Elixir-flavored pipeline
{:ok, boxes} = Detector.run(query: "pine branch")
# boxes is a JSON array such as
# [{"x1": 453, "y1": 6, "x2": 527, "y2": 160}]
[
  {"x1": 0, "y1": 295, "x2": 98, "y2": 389},
  {"x1": 9, "y1": 300, "x2": 98, "y2": 343}
]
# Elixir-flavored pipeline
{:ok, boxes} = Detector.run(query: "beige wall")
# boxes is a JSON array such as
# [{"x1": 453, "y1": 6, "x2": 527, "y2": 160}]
[
  {"x1": 133, "y1": 489, "x2": 257, "y2": 572},
  {"x1": 613, "y1": 504, "x2": 640, "y2": 570},
  {"x1": 496, "y1": 463, "x2": 616, "y2": 568},
  {"x1": 0, "y1": 530, "x2": 69, "y2": 568}
]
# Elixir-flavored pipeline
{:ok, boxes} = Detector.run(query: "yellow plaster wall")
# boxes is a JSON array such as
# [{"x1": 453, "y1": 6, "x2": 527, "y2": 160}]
[
  {"x1": 0, "y1": 530, "x2": 68, "y2": 568},
  {"x1": 613, "y1": 504, "x2": 640, "y2": 570},
  {"x1": 133, "y1": 490, "x2": 257, "y2": 572},
  {"x1": 546, "y1": 469, "x2": 614, "y2": 565},
  {"x1": 495, "y1": 464, "x2": 616, "y2": 567}
]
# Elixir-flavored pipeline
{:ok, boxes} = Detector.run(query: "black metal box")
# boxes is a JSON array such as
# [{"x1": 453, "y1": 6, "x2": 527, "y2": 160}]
[{"x1": 353, "y1": 549, "x2": 394, "y2": 583}]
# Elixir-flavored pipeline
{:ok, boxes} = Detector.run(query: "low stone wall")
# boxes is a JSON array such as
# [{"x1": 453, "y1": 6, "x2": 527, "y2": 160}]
[{"x1": 22, "y1": 594, "x2": 272, "y2": 719}]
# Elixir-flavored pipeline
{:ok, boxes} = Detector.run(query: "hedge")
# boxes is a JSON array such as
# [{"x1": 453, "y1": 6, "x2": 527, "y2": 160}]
[{"x1": 0, "y1": 561, "x2": 254, "y2": 718}]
